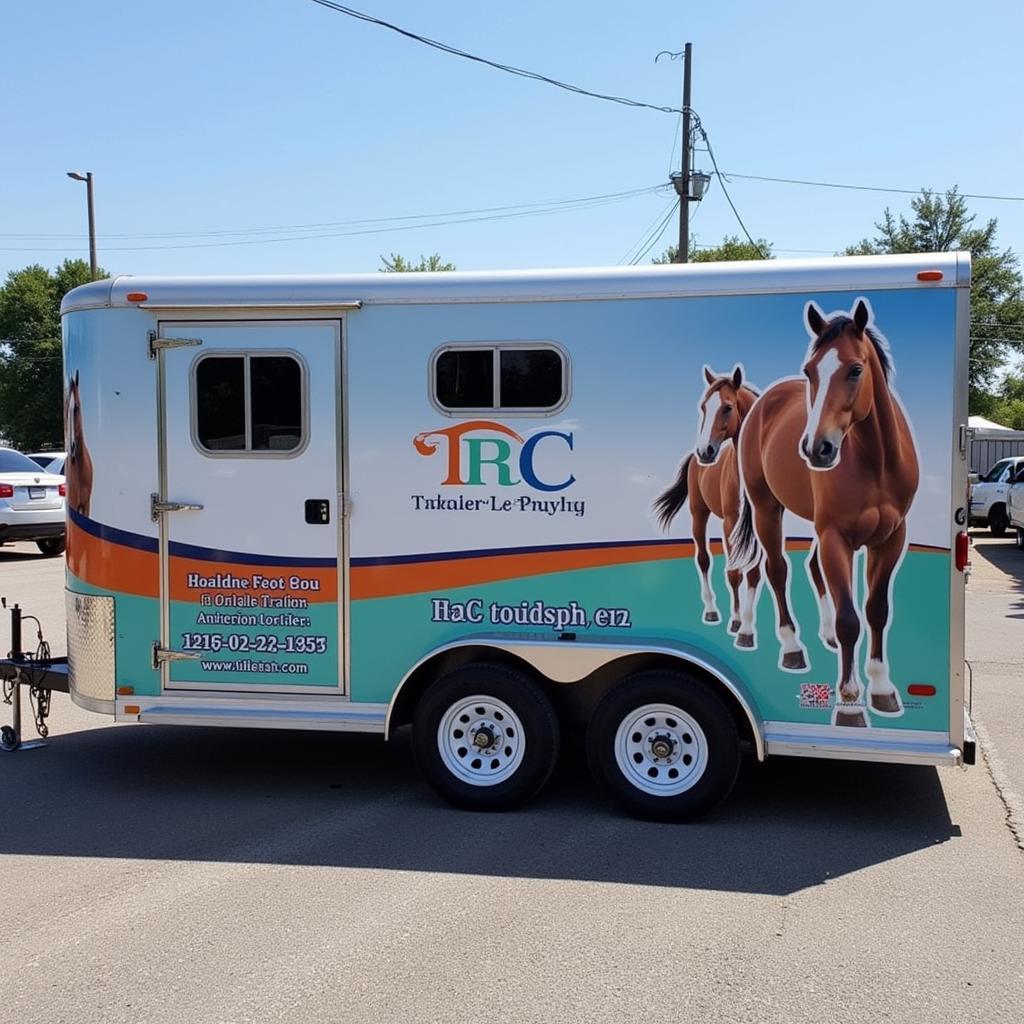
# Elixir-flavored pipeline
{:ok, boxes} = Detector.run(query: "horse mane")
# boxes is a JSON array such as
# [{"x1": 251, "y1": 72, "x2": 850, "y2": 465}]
[{"x1": 812, "y1": 316, "x2": 892, "y2": 381}]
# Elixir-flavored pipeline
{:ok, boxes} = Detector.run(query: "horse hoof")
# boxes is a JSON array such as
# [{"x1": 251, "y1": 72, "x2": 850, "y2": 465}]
[
  {"x1": 735, "y1": 632, "x2": 755, "y2": 649},
  {"x1": 832, "y1": 706, "x2": 869, "y2": 728},
  {"x1": 728, "y1": 619, "x2": 741, "y2": 634},
  {"x1": 870, "y1": 692, "x2": 903, "y2": 716},
  {"x1": 781, "y1": 651, "x2": 807, "y2": 671},
  {"x1": 703, "y1": 611, "x2": 720, "y2": 624}
]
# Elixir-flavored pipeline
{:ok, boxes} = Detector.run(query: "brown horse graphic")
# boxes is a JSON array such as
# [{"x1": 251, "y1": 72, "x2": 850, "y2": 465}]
[
  {"x1": 654, "y1": 365, "x2": 762, "y2": 647},
  {"x1": 65, "y1": 370, "x2": 93, "y2": 518},
  {"x1": 730, "y1": 299, "x2": 919, "y2": 727}
]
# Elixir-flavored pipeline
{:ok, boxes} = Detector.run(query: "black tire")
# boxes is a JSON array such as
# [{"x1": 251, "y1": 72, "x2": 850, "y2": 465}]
[
  {"x1": 1016, "y1": 528, "x2": 1024, "y2": 551},
  {"x1": 412, "y1": 662, "x2": 560, "y2": 811},
  {"x1": 989, "y1": 505, "x2": 1008, "y2": 537},
  {"x1": 587, "y1": 670, "x2": 740, "y2": 822},
  {"x1": 36, "y1": 537, "x2": 65, "y2": 557}
]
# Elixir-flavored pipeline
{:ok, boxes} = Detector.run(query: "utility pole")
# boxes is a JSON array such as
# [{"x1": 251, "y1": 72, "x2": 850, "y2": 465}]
[
  {"x1": 675, "y1": 43, "x2": 692, "y2": 263},
  {"x1": 66, "y1": 171, "x2": 97, "y2": 279}
]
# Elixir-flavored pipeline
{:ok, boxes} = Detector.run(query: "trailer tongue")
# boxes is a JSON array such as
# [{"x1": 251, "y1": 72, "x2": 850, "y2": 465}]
[{"x1": 1, "y1": 600, "x2": 68, "y2": 751}]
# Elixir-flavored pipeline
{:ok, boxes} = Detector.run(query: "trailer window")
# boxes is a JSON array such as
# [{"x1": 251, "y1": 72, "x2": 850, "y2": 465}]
[
  {"x1": 433, "y1": 344, "x2": 567, "y2": 414},
  {"x1": 195, "y1": 353, "x2": 304, "y2": 455}
]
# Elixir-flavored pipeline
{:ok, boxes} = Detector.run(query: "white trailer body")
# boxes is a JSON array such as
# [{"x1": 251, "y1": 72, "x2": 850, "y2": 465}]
[{"x1": 58, "y1": 254, "x2": 974, "y2": 819}]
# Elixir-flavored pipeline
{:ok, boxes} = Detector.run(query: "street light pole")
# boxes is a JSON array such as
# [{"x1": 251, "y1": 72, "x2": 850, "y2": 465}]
[{"x1": 66, "y1": 171, "x2": 97, "y2": 278}]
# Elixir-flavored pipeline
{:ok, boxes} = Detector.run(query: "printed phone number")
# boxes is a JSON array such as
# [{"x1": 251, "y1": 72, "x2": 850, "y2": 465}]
[{"x1": 181, "y1": 633, "x2": 329, "y2": 654}]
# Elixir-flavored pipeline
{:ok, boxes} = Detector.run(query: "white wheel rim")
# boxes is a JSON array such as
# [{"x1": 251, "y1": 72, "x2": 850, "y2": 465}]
[
  {"x1": 437, "y1": 695, "x2": 526, "y2": 787},
  {"x1": 614, "y1": 703, "x2": 708, "y2": 796}
]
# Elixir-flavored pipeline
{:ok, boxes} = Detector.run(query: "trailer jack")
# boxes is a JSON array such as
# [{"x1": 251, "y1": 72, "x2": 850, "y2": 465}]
[{"x1": 0, "y1": 599, "x2": 69, "y2": 752}]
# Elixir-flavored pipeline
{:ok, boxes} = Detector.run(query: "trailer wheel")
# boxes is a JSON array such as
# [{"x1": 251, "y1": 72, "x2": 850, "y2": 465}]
[
  {"x1": 587, "y1": 670, "x2": 740, "y2": 822},
  {"x1": 1, "y1": 725, "x2": 18, "y2": 752},
  {"x1": 412, "y1": 663, "x2": 559, "y2": 811},
  {"x1": 36, "y1": 538, "x2": 65, "y2": 557}
]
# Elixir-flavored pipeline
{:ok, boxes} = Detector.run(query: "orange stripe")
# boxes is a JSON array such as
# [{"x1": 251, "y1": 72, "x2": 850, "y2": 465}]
[
  {"x1": 351, "y1": 542, "x2": 697, "y2": 600},
  {"x1": 68, "y1": 520, "x2": 337, "y2": 602},
  {"x1": 67, "y1": 518, "x2": 157, "y2": 598}
]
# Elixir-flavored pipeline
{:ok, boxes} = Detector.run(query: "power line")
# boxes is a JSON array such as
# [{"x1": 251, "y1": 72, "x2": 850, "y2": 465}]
[
  {"x1": 308, "y1": 1, "x2": 684, "y2": 116},
  {"x1": 0, "y1": 186, "x2": 663, "y2": 243},
  {"x1": 721, "y1": 172, "x2": 1024, "y2": 203},
  {"x1": 630, "y1": 200, "x2": 680, "y2": 265},
  {"x1": 699, "y1": 129, "x2": 767, "y2": 258},
  {"x1": 0, "y1": 187, "x2": 668, "y2": 253},
  {"x1": 619, "y1": 197, "x2": 677, "y2": 265}
]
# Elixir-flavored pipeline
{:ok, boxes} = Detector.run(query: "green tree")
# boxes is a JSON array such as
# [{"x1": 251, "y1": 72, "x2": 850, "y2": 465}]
[
  {"x1": 0, "y1": 259, "x2": 101, "y2": 450},
  {"x1": 845, "y1": 189, "x2": 1024, "y2": 409},
  {"x1": 653, "y1": 234, "x2": 773, "y2": 265},
  {"x1": 379, "y1": 253, "x2": 456, "y2": 272}
]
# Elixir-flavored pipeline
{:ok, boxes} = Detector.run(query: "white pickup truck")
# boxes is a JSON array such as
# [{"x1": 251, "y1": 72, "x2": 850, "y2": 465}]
[
  {"x1": 970, "y1": 456, "x2": 1024, "y2": 536},
  {"x1": 1006, "y1": 462, "x2": 1024, "y2": 550}
]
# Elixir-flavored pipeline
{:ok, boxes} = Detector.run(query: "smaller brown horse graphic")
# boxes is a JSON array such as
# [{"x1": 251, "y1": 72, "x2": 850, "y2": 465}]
[
  {"x1": 730, "y1": 299, "x2": 919, "y2": 727},
  {"x1": 65, "y1": 370, "x2": 93, "y2": 518},
  {"x1": 654, "y1": 365, "x2": 761, "y2": 647}
]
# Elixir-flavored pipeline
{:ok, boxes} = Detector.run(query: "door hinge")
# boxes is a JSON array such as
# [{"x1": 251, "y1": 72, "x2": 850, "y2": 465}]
[
  {"x1": 151, "y1": 493, "x2": 204, "y2": 521},
  {"x1": 148, "y1": 330, "x2": 203, "y2": 359},
  {"x1": 152, "y1": 644, "x2": 201, "y2": 669}
]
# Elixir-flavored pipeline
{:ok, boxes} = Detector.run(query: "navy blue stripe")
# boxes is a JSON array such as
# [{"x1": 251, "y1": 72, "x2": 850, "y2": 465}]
[
  {"x1": 69, "y1": 506, "x2": 158, "y2": 553},
  {"x1": 69, "y1": 507, "x2": 336, "y2": 568}
]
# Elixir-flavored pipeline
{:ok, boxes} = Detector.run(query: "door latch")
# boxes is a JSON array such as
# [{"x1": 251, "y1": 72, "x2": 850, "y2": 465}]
[
  {"x1": 151, "y1": 493, "x2": 204, "y2": 521},
  {"x1": 148, "y1": 331, "x2": 203, "y2": 359},
  {"x1": 152, "y1": 644, "x2": 201, "y2": 669}
]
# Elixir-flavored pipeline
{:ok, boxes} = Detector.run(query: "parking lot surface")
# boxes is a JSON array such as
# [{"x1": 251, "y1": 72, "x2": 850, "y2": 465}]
[{"x1": 1, "y1": 538, "x2": 1022, "y2": 1023}]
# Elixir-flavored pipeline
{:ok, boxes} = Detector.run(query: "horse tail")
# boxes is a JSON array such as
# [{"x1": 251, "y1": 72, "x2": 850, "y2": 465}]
[
  {"x1": 728, "y1": 490, "x2": 760, "y2": 570},
  {"x1": 653, "y1": 455, "x2": 692, "y2": 531}
]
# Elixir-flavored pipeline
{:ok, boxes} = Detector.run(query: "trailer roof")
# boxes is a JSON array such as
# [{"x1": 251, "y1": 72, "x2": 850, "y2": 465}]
[{"x1": 62, "y1": 252, "x2": 969, "y2": 315}]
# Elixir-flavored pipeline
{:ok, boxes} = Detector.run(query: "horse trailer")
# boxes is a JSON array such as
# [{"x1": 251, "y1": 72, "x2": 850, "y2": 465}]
[{"x1": 43, "y1": 253, "x2": 974, "y2": 819}]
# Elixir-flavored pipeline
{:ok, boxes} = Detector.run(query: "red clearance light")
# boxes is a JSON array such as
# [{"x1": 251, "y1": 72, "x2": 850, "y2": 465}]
[
  {"x1": 955, "y1": 531, "x2": 970, "y2": 571},
  {"x1": 907, "y1": 684, "x2": 937, "y2": 697},
  {"x1": 59, "y1": 483, "x2": 66, "y2": 496},
  {"x1": 125, "y1": 291, "x2": 148, "y2": 302},
  {"x1": 0, "y1": 483, "x2": 13, "y2": 498},
  {"x1": 917, "y1": 270, "x2": 943, "y2": 282}
]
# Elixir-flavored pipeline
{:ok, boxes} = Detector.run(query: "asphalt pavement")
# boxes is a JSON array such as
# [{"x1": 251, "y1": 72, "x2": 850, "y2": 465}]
[{"x1": 1, "y1": 538, "x2": 1022, "y2": 1023}]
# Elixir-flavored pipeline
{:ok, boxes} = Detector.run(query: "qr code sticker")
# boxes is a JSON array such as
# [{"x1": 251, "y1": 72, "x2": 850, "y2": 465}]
[{"x1": 799, "y1": 683, "x2": 834, "y2": 709}]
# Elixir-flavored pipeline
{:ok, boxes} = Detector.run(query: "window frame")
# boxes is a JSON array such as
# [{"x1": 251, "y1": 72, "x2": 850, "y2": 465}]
[
  {"x1": 428, "y1": 340, "x2": 570, "y2": 418},
  {"x1": 190, "y1": 348, "x2": 310, "y2": 459}
]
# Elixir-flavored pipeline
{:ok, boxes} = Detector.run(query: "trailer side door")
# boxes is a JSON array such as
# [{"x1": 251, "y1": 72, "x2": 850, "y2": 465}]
[{"x1": 154, "y1": 319, "x2": 344, "y2": 693}]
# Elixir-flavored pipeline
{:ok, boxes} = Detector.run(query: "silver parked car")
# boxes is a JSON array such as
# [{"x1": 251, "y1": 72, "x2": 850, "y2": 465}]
[{"x1": 0, "y1": 448, "x2": 66, "y2": 556}]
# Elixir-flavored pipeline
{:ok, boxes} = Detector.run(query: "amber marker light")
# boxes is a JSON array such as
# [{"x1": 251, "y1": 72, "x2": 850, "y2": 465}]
[
  {"x1": 123, "y1": 704, "x2": 141, "y2": 715},
  {"x1": 916, "y1": 270, "x2": 943, "y2": 282},
  {"x1": 125, "y1": 291, "x2": 148, "y2": 302},
  {"x1": 116, "y1": 686, "x2": 135, "y2": 695}
]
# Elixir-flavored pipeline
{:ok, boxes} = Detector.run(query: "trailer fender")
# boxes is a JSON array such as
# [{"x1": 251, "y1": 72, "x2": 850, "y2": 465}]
[{"x1": 385, "y1": 633, "x2": 765, "y2": 760}]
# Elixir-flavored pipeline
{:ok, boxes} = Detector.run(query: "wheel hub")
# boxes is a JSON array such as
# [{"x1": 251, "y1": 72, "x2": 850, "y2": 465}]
[
  {"x1": 472, "y1": 724, "x2": 497, "y2": 751},
  {"x1": 649, "y1": 734, "x2": 675, "y2": 761},
  {"x1": 614, "y1": 703, "x2": 709, "y2": 796},
  {"x1": 437, "y1": 696, "x2": 526, "y2": 787}
]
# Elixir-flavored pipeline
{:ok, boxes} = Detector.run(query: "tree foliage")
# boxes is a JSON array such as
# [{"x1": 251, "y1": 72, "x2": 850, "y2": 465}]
[
  {"x1": 845, "y1": 189, "x2": 1024, "y2": 407},
  {"x1": 379, "y1": 253, "x2": 456, "y2": 272},
  {"x1": 0, "y1": 259, "x2": 101, "y2": 450},
  {"x1": 970, "y1": 367, "x2": 1024, "y2": 429},
  {"x1": 653, "y1": 235, "x2": 772, "y2": 265}
]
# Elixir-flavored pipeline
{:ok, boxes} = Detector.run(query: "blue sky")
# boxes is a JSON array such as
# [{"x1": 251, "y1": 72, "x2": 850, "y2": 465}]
[{"x1": 2, "y1": 0, "x2": 1022, "y2": 280}]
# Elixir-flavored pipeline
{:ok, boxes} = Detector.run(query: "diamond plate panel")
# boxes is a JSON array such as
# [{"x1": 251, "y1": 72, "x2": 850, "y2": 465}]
[{"x1": 65, "y1": 589, "x2": 115, "y2": 705}]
